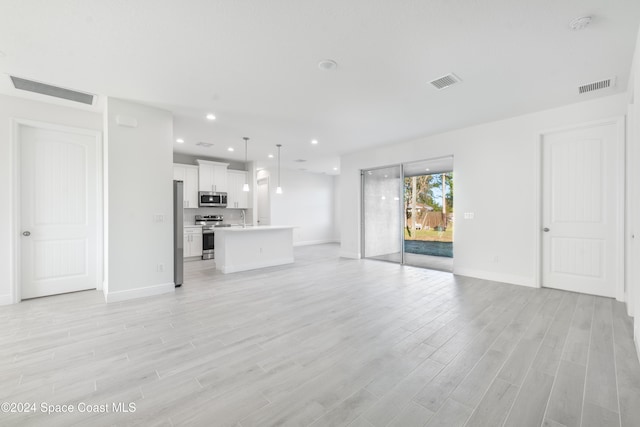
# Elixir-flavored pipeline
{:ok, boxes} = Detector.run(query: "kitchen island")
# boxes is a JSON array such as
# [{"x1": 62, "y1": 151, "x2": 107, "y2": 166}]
[{"x1": 214, "y1": 226, "x2": 295, "y2": 273}]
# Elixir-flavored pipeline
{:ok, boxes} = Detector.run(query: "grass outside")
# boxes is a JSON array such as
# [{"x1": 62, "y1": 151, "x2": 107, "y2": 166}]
[{"x1": 404, "y1": 226, "x2": 454, "y2": 242}]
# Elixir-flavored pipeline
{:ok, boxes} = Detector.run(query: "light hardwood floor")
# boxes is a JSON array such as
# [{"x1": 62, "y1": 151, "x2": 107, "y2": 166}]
[{"x1": 1, "y1": 243, "x2": 639, "y2": 426}]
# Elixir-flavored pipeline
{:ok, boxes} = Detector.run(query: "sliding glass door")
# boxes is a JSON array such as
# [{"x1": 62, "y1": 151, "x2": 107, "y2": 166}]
[
  {"x1": 403, "y1": 157, "x2": 454, "y2": 272},
  {"x1": 362, "y1": 156, "x2": 454, "y2": 271},
  {"x1": 362, "y1": 165, "x2": 403, "y2": 263}
]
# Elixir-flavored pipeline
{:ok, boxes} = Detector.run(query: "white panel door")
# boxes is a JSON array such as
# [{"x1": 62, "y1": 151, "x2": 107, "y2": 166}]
[
  {"x1": 20, "y1": 125, "x2": 99, "y2": 299},
  {"x1": 542, "y1": 122, "x2": 621, "y2": 297}
]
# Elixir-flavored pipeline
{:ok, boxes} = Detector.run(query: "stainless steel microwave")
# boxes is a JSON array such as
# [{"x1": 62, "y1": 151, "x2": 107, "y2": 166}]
[{"x1": 199, "y1": 191, "x2": 227, "y2": 207}]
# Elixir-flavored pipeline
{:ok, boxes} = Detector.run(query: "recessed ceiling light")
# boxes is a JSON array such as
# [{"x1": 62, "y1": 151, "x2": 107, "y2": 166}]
[
  {"x1": 333, "y1": 167, "x2": 338, "y2": 171},
  {"x1": 318, "y1": 59, "x2": 338, "y2": 71},
  {"x1": 227, "y1": 147, "x2": 234, "y2": 152},
  {"x1": 569, "y1": 16, "x2": 592, "y2": 30},
  {"x1": 268, "y1": 154, "x2": 274, "y2": 158},
  {"x1": 256, "y1": 167, "x2": 264, "y2": 171},
  {"x1": 176, "y1": 138, "x2": 184, "y2": 144},
  {"x1": 206, "y1": 113, "x2": 216, "y2": 120},
  {"x1": 425, "y1": 168, "x2": 430, "y2": 171},
  {"x1": 311, "y1": 139, "x2": 318, "y2": 145}
]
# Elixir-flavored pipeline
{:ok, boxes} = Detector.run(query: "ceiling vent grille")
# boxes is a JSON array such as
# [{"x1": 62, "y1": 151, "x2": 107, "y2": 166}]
[
  {"x1": 430, "y1": 73, "x2": 462, "y2": 90},
  {"x1": 294, "y1": 159, "x2": 307, "y2": 163},
  {"x1": 196, "y1": 142, "x2": 213, "y2": 147},
  {"x1": 10, "y1": 75, "x2": 95, "y2": 105},
  {"x1": 578, "y1": 77, "x2": 615, "y2": 94}
]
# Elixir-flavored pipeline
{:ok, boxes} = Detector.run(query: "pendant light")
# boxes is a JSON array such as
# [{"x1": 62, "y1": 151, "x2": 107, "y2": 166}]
[
  {"x1": 276, "y1": 144, "x2": 283, "y2": 194},
  {"x1": 242, "y1": 137, "x2": 250, "y2": 192}
]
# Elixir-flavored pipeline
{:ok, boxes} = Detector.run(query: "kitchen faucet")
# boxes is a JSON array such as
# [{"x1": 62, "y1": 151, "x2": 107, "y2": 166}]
[{"x1": 240, "y1": 209, "x2": 246, "y2": 227}]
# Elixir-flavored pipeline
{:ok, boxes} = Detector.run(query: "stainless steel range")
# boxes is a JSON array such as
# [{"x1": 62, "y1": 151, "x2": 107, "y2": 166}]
[{"x1": 195, "y1": 214, "x2": 226, "y2": 260}]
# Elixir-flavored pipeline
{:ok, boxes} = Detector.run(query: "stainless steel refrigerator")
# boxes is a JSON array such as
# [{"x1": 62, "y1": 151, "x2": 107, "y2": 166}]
[{"x1": 173, "y1": 180, "x2": 184, "y2": 287}]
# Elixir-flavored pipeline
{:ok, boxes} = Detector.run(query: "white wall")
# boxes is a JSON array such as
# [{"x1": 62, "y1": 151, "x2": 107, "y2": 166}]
[
  {"x1": 257, "y1": 168, "x2": 337, "y2": 246},
  {"x1": 627, "y1": 26, "x2": 640, "y2": 356},
  {"x1": 340, "y1": 93, "x2": 628, "y2": 287},
  {"x1": 0, "y1": 94, "x2": 102, "y2": 305},
  {"x1": 104, "y1": 98, "x2": 174, "y2": 302},
  {"x1": 332, "y1": 175, "x2": 341, "y2": 242}
]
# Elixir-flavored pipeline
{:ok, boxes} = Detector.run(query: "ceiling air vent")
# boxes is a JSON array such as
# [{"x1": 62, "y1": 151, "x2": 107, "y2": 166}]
[
  {"x1": 578, "y1": 77, "x2": 615, "y2": 94},
  {"x1": 196, "y1": 142, "x2": 213, "y2": 147},
  {"x1": 294, "y1": 159, "x2": 307, "y2": 163},
  {"x1": 10, "y1": 75, "x2": 95, "y2": 105},
  {"x1": 430, "y1": 73, "x2": 462, "y2": 90}
]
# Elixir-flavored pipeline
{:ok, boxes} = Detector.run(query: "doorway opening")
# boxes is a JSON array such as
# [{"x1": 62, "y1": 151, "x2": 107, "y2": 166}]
[
  {"x1": 403, "y1": 158, "x2": 454, "y2": 272},
  {"x1": 361, "y1": 156, "x2": 454, "y2": 272}
]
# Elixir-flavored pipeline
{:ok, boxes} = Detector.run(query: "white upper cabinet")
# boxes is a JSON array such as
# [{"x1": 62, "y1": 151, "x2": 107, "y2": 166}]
[
  {"x1": 227, "y1": 170, "x2": 249, "y2": 209},
  {"x1": 173, "y1": 164, "x2": 199, "y2": 208},
  {"x1": 197, "y1": 160, "x2": 229, "y2": 193}
]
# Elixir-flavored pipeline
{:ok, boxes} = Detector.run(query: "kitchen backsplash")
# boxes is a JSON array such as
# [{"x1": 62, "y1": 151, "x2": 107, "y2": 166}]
[{"x1": 184, "y1": 207, "x2": 254, "y2": 225}]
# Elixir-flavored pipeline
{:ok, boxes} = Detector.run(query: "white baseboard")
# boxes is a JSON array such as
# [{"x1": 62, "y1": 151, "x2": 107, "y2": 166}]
[
  {"x1": 294, "y1": 239, "x2": 339, "y2": 247},
  {"x1": 0, "y1": 294, "x2": 14, "y2": 306},
  {"x1": 339, "y1": 250, "x2": 361, "y2": 259},
  {"x1": 453, "y1": 267, "x2": 536, "y2": 288},
  {"x1": 104, "y1": 282, "x2": 175, "y2": 303},
  {"x1": 221, "y1": 257, "x2": 294, "y2": 274}
]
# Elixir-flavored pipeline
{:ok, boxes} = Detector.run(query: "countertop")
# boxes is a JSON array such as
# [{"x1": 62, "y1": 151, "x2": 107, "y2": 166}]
[{"x1": 213, "y1": 225, "x2": 295, "y2": 232}]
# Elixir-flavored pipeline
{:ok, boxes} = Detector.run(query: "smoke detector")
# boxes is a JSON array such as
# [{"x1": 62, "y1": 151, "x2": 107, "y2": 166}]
[
  {"x1": 569, "y1": 16, "x2": 592, "y2": 31},
  {"x1": 318, "y1": 59, "x2": 338, "y2": 71}
]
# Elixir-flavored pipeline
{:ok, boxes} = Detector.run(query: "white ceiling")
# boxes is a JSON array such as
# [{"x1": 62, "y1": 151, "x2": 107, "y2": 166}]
[{"x1": 1, "y1": 1, "x2": 639, "y2": 175}]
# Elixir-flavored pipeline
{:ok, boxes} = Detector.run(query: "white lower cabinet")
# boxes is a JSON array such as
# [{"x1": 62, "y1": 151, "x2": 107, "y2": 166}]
[{"x1": 184, "y1": 227, "x2": 203, "y2": 257}]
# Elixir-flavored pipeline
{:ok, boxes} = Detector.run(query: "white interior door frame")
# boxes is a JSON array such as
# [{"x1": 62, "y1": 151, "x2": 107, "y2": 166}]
[
  {"x1": 533, "y1": 116, "x2": 625, "y2": 301},
  {"x1": 11, "y1": 119, "x2": 103, "y2": 304}
]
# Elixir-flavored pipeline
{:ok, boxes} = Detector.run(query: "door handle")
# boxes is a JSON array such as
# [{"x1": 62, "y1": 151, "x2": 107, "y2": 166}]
[
  {"x1": 22, "y1": 231, "x2": 31, "y2": 236},
  {"x1": 543, "y1": 227, "x2": 550, "y2": 232}
]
